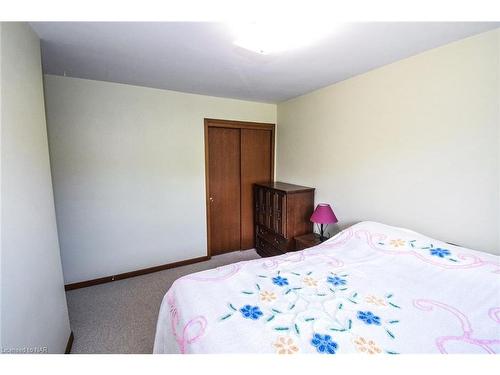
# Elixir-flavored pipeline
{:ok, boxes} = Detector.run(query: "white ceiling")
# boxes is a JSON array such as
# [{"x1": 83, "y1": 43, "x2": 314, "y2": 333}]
[{"x1": 31, "y1": 22, "x2": 499, "y2": 103}]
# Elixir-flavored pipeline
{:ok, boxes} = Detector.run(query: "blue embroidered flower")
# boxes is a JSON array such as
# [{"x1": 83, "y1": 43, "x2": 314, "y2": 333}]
[
  {"x1": 327, "y1": 276, "x2": 347, "y2": 286},
  {"x1": 430, "y1": 248, "x2": 451, "y2": 258},
  {"x1": 311, "y1": 333, "x2": 338, "y2": 354},
  {"x1": 272, "y1": 275, "x2": 289, "y2": 287},
  {"x1": 357, "y1": 311, "x2": 381, "y2": 325},
  {"x1": 239, "y1": 305, "x2": 263, "y2": 320}
]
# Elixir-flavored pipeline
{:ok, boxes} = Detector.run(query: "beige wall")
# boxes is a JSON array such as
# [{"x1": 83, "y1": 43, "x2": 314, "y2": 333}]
[
  {"x1": 1, "y1": 23, "x2": 70, "y2": 353},
  {"x1": 43, "y1": 75, "x2": 276, "y2": 284},
  {"x1": 277, "y1": 29, "x2": 500, "y2": 254},
  {"x1": 0, "y1": 21, "x2": 3, "y2": 351},
  {"x1": 498, "y1": 32, "x2": 500, "y2": 253}
]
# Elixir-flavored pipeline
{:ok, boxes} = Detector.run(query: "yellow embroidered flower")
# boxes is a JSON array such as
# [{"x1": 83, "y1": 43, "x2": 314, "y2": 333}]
[
  {"x1": 389, "y1": 239, "x2": 406, "y2": 248},
  {"x1": 365, "y1": 295, "x2": 387, "y2": 306},
  {"x1": 273, "y1": 336, "x2": 299, "y2": 354},
  {"x1": 260, "y1": 290, "x2": 277, "y2": 302},
  {"x1": 353, "y1": 336, "x2": 382, "y2": 354},
  {"x1": 303, "y1": 276, "x2": 318, "y2": 287}
]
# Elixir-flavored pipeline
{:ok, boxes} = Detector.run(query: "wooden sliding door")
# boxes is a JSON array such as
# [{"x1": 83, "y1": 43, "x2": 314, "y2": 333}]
[
  {"x1": 207, "y1": 127, "x2": 241, "y2": 253},
  {"x1": 240, "y1": 129, "x2": 273, "y2": 249},
  {"x1": 205, "y1": 119, "x2": 275, "y2": 256}
]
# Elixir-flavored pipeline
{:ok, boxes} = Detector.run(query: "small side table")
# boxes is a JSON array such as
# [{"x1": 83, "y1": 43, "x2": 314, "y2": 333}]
[{"x1": 294, "y1": 233, "x2": 322, "y2": 251}]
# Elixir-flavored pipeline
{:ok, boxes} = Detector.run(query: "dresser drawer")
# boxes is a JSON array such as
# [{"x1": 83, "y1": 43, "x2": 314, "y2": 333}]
[
  {"x1": 256, "y1": 225, "x2": 291, "y2": 252},
  {"x1": 256, "y1": 235, "x2": 285, "y2": 257}
]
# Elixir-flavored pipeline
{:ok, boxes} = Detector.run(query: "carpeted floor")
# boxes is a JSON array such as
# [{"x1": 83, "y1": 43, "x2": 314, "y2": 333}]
[{"x1": 66, "y1": 249, "x2": 260, "y2": 354}]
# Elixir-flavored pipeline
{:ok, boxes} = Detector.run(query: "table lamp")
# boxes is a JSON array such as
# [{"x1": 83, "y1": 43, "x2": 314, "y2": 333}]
[{"x1": 310, "y1": 203, "x2": 338, "y2": 241}]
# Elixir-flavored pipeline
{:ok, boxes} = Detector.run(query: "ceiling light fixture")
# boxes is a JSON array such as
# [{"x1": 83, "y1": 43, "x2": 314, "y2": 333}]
[{"x1": 229, "y1": 21, "x2": 336, "y2": 55}]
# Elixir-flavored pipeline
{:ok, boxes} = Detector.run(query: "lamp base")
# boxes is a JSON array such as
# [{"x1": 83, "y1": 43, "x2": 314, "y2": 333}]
[{"x1": 318, "y1": 223, "x2": 329, "y2": 242}]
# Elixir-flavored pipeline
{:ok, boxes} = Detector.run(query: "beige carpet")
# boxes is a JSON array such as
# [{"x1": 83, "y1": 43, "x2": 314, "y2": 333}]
[{"x1": 66, "y1": 249, "x2": 260, "y2": 354}]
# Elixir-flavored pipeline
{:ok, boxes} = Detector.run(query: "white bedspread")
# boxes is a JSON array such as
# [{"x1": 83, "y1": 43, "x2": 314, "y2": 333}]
[{"x1": 153, "y1": 221, "x2": 500, "y2": 354}]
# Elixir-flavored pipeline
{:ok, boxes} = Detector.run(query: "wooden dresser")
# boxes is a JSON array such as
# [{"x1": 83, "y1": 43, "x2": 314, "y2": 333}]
[{"x1": 254, "y1": 182, "x2": 315, "y2": 257}]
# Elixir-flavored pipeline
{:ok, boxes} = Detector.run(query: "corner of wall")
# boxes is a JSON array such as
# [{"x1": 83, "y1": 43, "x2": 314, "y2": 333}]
[{"x1": 1, "y1": 21, "x2": 71, "y2": 354}]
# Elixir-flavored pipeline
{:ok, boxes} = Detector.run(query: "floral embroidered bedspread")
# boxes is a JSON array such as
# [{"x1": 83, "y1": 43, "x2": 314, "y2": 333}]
[{"x1": 153, "y1": 221, "x2": 500, "y2": 354}]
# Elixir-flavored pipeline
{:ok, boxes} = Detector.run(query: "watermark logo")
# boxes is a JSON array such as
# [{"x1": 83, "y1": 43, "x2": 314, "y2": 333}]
[{"x1": 2, "y1": 346, "x2": 48, "y2": 354}]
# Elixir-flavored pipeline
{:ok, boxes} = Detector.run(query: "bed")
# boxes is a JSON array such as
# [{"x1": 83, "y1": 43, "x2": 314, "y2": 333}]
[{"x1": 153, "y1": 221, "x2": 500, "y2": 354}]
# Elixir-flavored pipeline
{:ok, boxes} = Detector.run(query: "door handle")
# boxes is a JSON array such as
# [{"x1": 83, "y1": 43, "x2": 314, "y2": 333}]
[{"x1": 209, "y1": 197, "x2": 214, "y2": 203}]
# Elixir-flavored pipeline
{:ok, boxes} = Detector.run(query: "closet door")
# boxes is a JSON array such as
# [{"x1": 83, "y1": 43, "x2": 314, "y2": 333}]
[
  {"x1": 207, "y1": 127, "x2": 241, "y2": 254},
  {"x1": 240, "y1": 129, "x2": 273, "y2": 249}
]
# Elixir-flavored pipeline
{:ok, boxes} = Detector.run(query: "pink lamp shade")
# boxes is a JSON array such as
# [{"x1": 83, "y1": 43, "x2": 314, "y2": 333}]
[{"x1": 310, "y1": 203, "x2": 338, "y2": 224}]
